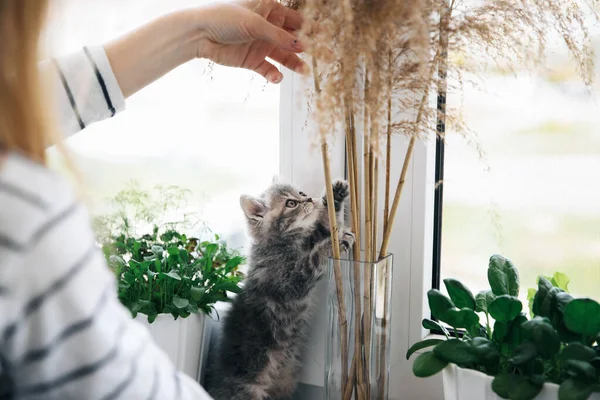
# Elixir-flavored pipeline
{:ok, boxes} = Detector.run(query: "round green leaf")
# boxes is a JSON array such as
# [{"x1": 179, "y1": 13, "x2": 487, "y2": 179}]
[
  {"x1": 506, "y1": 314, "x2": 528, "y2": 349},
  {"x1": 493, "y1": 320, "x2": 508, "y2": 342},
  {"x1": 443, "y1": 279, "x2": 476, "y2": 310},
  {"x1": 555, "y1": 292, "x2": 574, "y2": 313},
  {"x1": 492, "y1": 373, "x2": 543, "y2": 400},
  {"x1": 412, "y1": 351, "x2": 448, "y2": 378},
  {"x1": 421, "y1": 319, "x2": 438, "y2": 330},
  {"x1": 422, "y1": 319, "x2": 449, "y2": 335},
  {"x1": 406, "y1": 339, "x2": 445, "y2": 360},
  {"x1": 433, "y1": 339, "x2": 477, "y2": 365},
  {"x1": 529, "y1": 374, "x2": 545, "y2": 387},
  {"x1": 538, "y1": 275, "x2": 553, "y2": 291},
  {"x1": 130, "y1": 301, "x2": 142, "y2": 313},
  {"x1": 186, "y1": 303, "x2": 200, "y2": 314},
  {"x1": 469, "y1": 337, "x2": 500, "y2": 367},
  {"x1": 511, "y1": 377, "x2": 543, "y2": 400},
  {"x1": 541, "y1": 287, "x2": 562, "y2": 318},
  {"x1": 489, "y1": 295, "x2": 523, "y2": 323},
  {"x1": 173, "y1": 295, "x2": 189, "y2": 309},
  {"x1": 522, "y1": 317, "x2": 560, "y2": 359},
  {"x1": 535, "y1": 326, "x2": 561, "y2": 359},
  {"x1": 491, "y1": 373, "x2": 513, "y2": 398},
  {"x1": 190, "y1": 287, "x2": 206, "y2": 302},
  {"x1": 475, "y1": 290, "x2": 496, "y2": 313},
  {"x1": 138, "y1": 300, "x2": 150, "y2": 308},
  {"x1": 488, "y1": 254, "x2": 520, "y2": 297},
  {"x1": 559, "y1": 378, "x2": 595, "y2": 400},
  {"x1": 509, "y1": 342, "x2": 538, "y2": 365},
  {"x1": 167, "y1": 246, "x2": 180, "y2": 256},
  {"x1": 532, "y1": 276, "x2": 553, "y2": 316},
  {"x1": 428, "y1": 290, "x2": 455, "y2": 321},
  {"x1": 559, "y1": 343, "x2": 596, "y2": 363},
  {"x1": 564, "y1": 298, "x2": 600, "y2": 336},
  {"x1": 461, "y1": 308, "x2": 480, "y2": 327},
  {"x1": 444, "y1": 308, "x2": 479, "y2": 330},
  {"x1": 467, "y1": 322, "x2": 483, "y2": 339},
  {"x1": 564, "y1": 360, "x2": 597, "y2": 381}
]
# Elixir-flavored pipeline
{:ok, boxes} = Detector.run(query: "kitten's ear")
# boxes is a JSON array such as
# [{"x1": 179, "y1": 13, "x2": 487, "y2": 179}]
[{"x1": 240, "y1": 195, "x2": 266, "y2": 221}]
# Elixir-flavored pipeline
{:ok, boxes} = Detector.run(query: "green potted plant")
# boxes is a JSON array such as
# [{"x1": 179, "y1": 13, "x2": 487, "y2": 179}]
[
  {"x1": 94, "y1": 183, "x2": 244, "y2": 382},
  {"x1": 407, "y1": 255, "x2": 600, "y2": 400}
]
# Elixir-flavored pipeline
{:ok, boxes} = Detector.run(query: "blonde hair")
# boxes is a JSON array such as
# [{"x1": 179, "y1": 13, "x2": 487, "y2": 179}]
[{"x1": 0, "y1": 0, "x2": 66, "y2": 164}]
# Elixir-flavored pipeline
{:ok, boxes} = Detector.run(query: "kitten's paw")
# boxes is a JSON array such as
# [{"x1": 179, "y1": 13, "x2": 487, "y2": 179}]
[
  {"x1": 332, "y1": 180, "x2": 350, "y2": 202},
  {"x1": 322, "y1": 180, "x2": 349, "y2": 208},
  {"x1": 340, "y1": 231, "x2": 355, "y2": 252}
]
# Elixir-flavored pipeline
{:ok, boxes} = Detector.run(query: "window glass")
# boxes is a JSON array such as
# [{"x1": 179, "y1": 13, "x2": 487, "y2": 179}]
[{"x1": 441, "y1": 24, "x2": 600, "y2": 302}]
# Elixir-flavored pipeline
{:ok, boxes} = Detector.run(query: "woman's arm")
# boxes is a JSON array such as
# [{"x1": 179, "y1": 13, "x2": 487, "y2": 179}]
[
  {"x1": 48, "y1": 0, "x2": 307, "y2": 137},
  {"x1": 102, "y1": 10, "x2": 199, "y2": 100},
  {"x1": 48, "y1": 46, "x2": 125, "y2": 138},
  {"x1": 104, "y1": 1, "x2": 308, "y2": 99}
]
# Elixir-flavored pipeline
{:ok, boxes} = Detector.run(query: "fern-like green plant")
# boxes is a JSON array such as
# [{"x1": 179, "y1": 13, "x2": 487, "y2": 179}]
[{"x1": 94, "y1": 183, "x2": 244, "y2": 322}]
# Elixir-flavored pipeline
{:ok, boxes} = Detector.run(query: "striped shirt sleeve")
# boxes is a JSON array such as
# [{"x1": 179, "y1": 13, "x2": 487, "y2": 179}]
[
  {"x1": 0, "y1": 154, "x2": 213, "y2": 400},
  {"x1": 46, "y1": 46, "x2": 126, "y2": 138}
]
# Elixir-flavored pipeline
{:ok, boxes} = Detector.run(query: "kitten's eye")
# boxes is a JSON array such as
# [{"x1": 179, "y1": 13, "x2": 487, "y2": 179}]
[
  {"x1": 286, "y1": 200, "x2": 299, "y2": 208},
  {"x1": 299, "y1": 191, "x2": 306, "y2": 197}
]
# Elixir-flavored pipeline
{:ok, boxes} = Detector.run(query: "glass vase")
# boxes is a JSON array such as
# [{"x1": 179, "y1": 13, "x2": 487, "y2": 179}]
[{"x1": 324, "y1": 254, "x2": 394, "y2": 400}]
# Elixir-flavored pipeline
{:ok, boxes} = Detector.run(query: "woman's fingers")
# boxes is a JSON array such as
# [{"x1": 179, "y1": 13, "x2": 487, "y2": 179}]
[
  {"x1": 252, "y1": 59, "x2": 283, "y2": 83},
  {"x1": 268, "y1": 48, "x2": 309, "y2": 75},
  {"x1": 280, "y1": 5, "x2": 303, "y2": 30},
  {"x1": 247, "y1": 13, "x2": 304, "y2": 53},
  {"x1": 278, "y1": 4, "x2": 322, "y2": 43},
  {"x1": 251, "y1": 49, "x2": 308, "y2": 83}
]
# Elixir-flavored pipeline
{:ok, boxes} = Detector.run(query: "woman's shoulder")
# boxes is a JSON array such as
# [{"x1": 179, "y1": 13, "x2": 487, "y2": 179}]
[
  {"x1": 0, "y1": 151, "x2": 76, "y2": 209},
  {"x1": 0, "y1": 151, "x2": 82, "y2": 249}
]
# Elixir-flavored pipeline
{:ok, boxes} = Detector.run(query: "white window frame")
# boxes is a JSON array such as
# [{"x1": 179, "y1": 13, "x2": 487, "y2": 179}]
[{"x1": 280, "y1": 67, "x2": 444, "y2": 399}]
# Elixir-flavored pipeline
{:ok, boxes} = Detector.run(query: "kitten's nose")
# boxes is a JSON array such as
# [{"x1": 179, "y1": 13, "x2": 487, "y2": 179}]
[{"x1": 306, "y1": 198, "x2": 313, "y2": 203}]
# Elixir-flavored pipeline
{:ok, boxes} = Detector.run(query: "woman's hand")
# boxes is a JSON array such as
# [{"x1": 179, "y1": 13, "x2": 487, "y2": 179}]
[{"x1": 195, "y1": 0, "x2": 308, "y2": 84}]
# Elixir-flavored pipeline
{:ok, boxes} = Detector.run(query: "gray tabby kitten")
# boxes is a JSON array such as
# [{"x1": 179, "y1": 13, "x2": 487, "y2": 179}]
[{"x1": 207, "y1": 180, "x2": 353, "y2": 400}]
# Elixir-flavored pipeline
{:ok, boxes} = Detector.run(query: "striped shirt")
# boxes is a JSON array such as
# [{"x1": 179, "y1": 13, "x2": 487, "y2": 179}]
[{"x1": 0, "y1": 46, "x2": 213, "y2": 399}]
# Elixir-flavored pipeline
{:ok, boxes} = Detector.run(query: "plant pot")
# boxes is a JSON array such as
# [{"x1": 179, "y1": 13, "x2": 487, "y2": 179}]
[
  {"x1": 443, "y1": 364, "x2": 600, "y2": 400},
  {"x1": 135, "y1": 313, "x2": 210, "y2": 383},
  {"x1": 325, "y1": 254, "x2": 393, "y2": 400}
]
